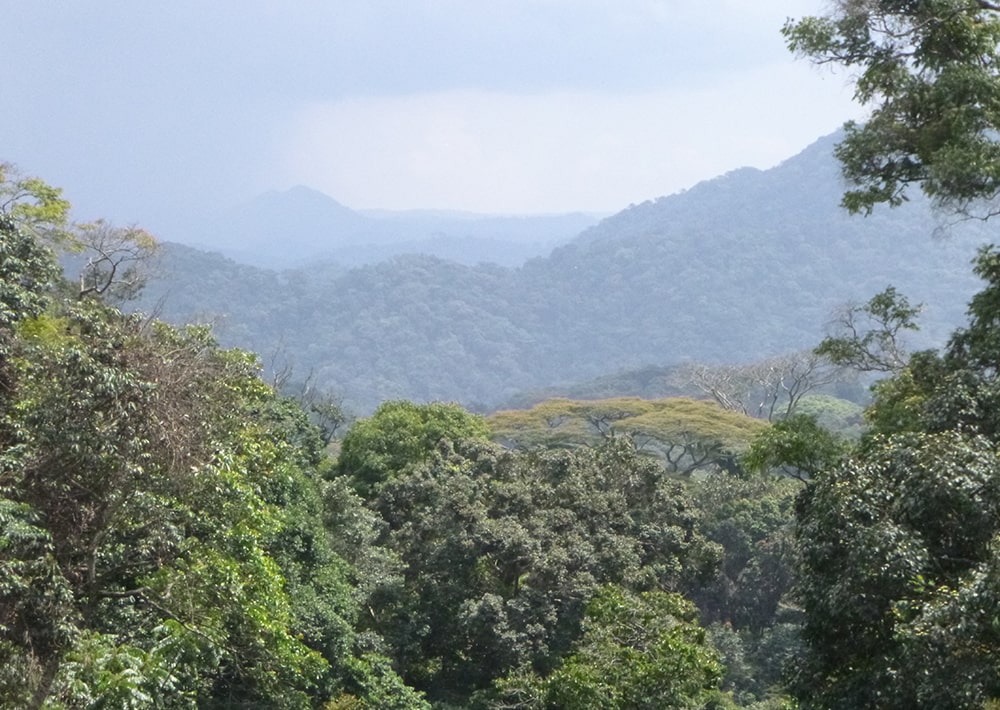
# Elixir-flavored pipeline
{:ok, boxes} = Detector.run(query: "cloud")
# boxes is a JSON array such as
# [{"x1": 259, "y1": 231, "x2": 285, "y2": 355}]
[{"x1": 276, "y1": 62, "x2": 861, "y2": 213}]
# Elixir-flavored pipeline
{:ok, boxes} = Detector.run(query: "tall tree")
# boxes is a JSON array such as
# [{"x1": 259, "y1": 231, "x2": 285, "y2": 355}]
[
  {"x1": 785, "y1": 5, "x2": 1000, "y2": 705},
  {"x1": 792, "y1": 251, "x2": 1000, "y2": 708},
  {"x1": 784, "y1": 0, "x2": 1000, "y2": 217}
]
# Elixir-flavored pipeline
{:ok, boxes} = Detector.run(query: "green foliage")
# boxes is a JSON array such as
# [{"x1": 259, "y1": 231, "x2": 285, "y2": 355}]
[
  {"x1": 0, "y1": 215, "x2": 60, "y2": 331},
  {"x1": 862, "y1": 349, "x2": 945, "y2": 436},
  {"x1": 1, "y1": 165, "x2": 157, "y2": 306},
  {"x1": 365, "y1": 437, "x2": 721, "y2": 705},
  {"x1": 338, "y1": 400, "x2": 490, "y2": 497},
  {"x1": 948, "y1": 245, "x2": 1000, "y2": 379},
  {"x1": 785, "y1": 6, "x2": 1000, "y2": 695},
  {"x1": 794, "y1": 429, "x2": 1000, "y2": 708},
  {"x1": 0, "y1": 163, "x2": 72, "y2": 244},
  {"x1": 784, "y1": 1, "x2": 1000, "y2": 216},
  {"x1": 0, "y1": 299, "x2": 334, "y2": 706},
  {"x1": 792, "y1": 394, "x2": 865, "y2": 439},
  {"x1": 0, "y1": 252, "x2": 420, "y2": 707},
  {"x1": 743, "y1": 415, "x2": 850, "y2": 482},
  {"x1": 707, "y1": 623, "x2": 801, "y2": 708},
  {"x1": 541, "y1": 585, "x2": 724, "y2": 710},
  {"x1": 690, "y1": 476, "x2": 800, "y2": 633},
  {"x1": 815, "y1": 286, "x2": 921, "y2": 373},
  {"x1": 792, "y1": 247, "x2": 1000, "y2": 708}
]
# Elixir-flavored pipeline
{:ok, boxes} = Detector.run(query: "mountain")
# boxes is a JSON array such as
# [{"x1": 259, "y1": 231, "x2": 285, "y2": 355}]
[
  {"x1": 181, "y1": 186, "x2": 601, "y2": 268},
  {"x1": 512, "y1": 132, "x2": 982, "y2": 368},
  {"x1": 200, "y1": 186, "x2": 373, "y2": 260},
  {"x1": 137, "y1": 132, "x2": 991, "y2": 413}
]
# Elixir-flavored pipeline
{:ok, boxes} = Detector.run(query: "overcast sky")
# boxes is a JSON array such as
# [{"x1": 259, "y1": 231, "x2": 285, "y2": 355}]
[{"x1": 5, "y1": 1, "x2": 861, "y2": 237}]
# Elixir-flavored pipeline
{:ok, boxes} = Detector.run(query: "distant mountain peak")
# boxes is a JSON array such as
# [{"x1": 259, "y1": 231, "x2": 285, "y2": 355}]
[{"x1": 253, "y1": 185, "x2": 354, "y2": 212}]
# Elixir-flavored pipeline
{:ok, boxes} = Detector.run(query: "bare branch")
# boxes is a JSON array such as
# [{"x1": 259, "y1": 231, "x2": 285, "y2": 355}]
[{"x1": 75, "y1": 220, "x2": 158, "y2": 302}]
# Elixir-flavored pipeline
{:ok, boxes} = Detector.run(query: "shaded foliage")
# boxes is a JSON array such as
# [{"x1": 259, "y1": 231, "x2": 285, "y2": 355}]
[
  {"x1": 0, "y1": 182, "x2": 425, "y2": 708},
  {"x1": 793, "y1": 247, "x2": 1000, "y2": 709},
  {"x1": 361, "y1": 436, "x2": 721, "y2": 705}
]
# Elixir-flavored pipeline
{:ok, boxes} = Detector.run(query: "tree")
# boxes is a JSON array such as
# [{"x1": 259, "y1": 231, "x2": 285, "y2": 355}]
[
  {"x1": 0, "y1": 223, "x2": 423, "y2": 707},
  {"x1": 279, "y1": 374, "x2": 351, "y2": 447},
  {"x1": 0, "y1": 302, "x2": 329, "y2": 707},
  {"x1": 74, "y1": 220, "x2": 158, "y2": 302},
  {"x1": 0, "y1": 215, "x2": 59, "y2": 332},
  {"x1": 539, "y1": 586, "x2": 726, "y2": 710},
  {"x1": 816, "y1": 286, "x2": 921, "y2": 373},
  {"x1": 743, "y1": 415, "x2": 850, "y2": 483},
  {"x1": 784, "y1": 0, "x2": 1000, "y2": 217},
  {"x1": 690, "y1": 474, "x2": 801, "y2": 629},
  {"x1": 676, "y1": 351, "x2": 842, "y2": 422},
  {"x1": 337, "y1": 400, "x2": 490, "y2": 497},
  {"x1": 0, "y1": 163, "x2": 72, "y2": 244},
  {"x1": 794, "y1": 429, "x2": 1000, "y2": 708},
  {"x1": 0, "y1": 168, "x2": 439, "y2": 708},
  {"x1": 364, "y1": 437, "x2": 721, "y2": 705},
  {"x1": 791, "y1": 247, "x2": 1000, "y2": 708},
  {"x1": 487, "y1": 397, "x2": 766, "y2": 477},
  {"x1": 785, "y1": 9, "x2": 1000, "y2": 703},
  {"x1": 1, "y1": 165, "x2": 157, "y2": 304}
]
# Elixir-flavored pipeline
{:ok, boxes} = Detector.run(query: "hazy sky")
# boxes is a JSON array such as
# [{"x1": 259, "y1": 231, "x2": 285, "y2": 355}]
[{"x1": 5, "y1": 1, "x2": 861, "y2": 237}]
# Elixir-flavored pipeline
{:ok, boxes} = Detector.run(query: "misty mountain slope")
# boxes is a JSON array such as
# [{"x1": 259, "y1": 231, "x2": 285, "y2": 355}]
[
  {"x1": 182, "y1": 186, "x2": 600, "y2": 268},
  {"x1": 516, "y1": 133, "x2": 983, "y2": 369},
  {"x1": 203, "y1": 186, "x2": 374, "y2": 256},
  {"x1": 140, "y1": 133, "x2": 990, "y2": 412}
]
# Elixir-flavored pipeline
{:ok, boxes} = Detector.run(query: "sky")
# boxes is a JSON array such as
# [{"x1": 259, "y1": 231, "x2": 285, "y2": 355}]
[{"x1": 4, "y1": 1, "x2": 863, "y2": 239}]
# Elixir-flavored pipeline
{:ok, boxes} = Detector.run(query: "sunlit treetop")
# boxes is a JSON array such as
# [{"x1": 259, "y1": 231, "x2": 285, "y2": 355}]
[{"x1": 0, "y1": 162, "x2": 72, "y2": 244}]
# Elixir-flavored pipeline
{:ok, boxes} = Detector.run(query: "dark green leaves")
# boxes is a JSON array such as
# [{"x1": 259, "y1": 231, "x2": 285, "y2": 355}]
[
  {"x1": 785, "y1": 1, "x2": 1000, "y2": 216},
  {"x1": 0, "y1": 216, "x2": 59, "y2": 331},
  {"x1": 362, "y1": 437, "x2": 719, "y2": 703},
  {"x1": 794, "y1": 430, "x2": 1000, "y2": 708}
]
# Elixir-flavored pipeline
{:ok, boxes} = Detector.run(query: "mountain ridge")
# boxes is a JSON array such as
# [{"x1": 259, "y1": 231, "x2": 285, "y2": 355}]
[{"x1": 138, "y1": 131, "x2": 990, "y2": 412}]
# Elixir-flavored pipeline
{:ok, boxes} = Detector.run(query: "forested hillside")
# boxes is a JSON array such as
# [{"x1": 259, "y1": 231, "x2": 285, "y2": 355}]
[{"x1": 141, "y1": 132, "x2": 987, "y2": 413}]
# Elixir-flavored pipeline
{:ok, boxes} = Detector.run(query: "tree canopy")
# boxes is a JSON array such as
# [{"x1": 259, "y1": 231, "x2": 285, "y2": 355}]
[{"x1": 488, "y1": 397, "x2": 766, "y2": 476}]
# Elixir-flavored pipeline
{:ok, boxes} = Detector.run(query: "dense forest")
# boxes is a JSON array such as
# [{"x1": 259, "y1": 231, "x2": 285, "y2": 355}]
[
  {"x1": 10, "y1": 1, "x2": 1000, "y2": 708},
  {"x1": 0, "y1": 183, "x2": 802, "y2": 707}
]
